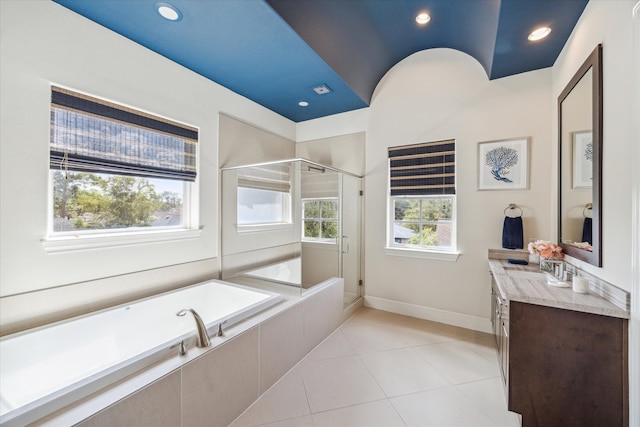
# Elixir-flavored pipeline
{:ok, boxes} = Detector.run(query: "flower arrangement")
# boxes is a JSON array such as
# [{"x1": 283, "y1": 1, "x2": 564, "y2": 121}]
[{"x1": 528, "y1": 240, "x2": 563, "y2": 260}]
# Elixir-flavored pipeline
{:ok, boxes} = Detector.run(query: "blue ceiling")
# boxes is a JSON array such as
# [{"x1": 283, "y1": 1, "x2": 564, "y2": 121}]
[{"x1": 52, "y1": 0, "x2": 588, "y2": 123}]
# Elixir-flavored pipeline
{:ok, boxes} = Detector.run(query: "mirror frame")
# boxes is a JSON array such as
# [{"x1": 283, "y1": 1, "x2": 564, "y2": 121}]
[{"x1": 557, "y1": 44, "x2": 603, "y2": 266}]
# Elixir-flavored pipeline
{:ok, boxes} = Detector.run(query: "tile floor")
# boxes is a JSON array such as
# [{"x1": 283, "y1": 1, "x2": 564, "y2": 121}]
[{"x1": 231, "y1": 307, "x2": 521, "y2": 427}]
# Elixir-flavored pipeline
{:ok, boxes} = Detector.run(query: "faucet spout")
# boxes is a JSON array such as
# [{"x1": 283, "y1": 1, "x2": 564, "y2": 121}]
[{"x1": 177, "y1": 308, "x2": 211, "y2": 348}]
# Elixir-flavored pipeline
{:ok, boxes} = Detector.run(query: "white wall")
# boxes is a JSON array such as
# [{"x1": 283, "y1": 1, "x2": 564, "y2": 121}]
[
  {"x1": 552, "y1": 0, "x2": 636, "y2": 292},
  {"x1": 300, "y1": 49, "x2": 552, "y2": 331},
  {"x1": 296, "y1": 132, "x2": 366, "y2": 176},
  {"x1": 553, "y1": 2, "x2": 638, "y2": 421},
  {"x1": 0, "y1": 1, "x2": 295, "y2": 334}
]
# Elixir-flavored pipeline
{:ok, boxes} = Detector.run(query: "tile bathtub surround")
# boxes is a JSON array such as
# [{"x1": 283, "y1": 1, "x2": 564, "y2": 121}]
[
  {"x1": 231, "y1": 308, "x2": 521, "y2": 427},
  {"x1": 76, "y1": 371, "x2": 182, "y2": 427}
]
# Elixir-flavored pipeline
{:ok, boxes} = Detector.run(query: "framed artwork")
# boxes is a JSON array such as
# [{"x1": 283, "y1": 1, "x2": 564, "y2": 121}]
[
  {"x1": 572, "y1": 131, "x2": 593, "y2": 188},
  {"x1": 478, "y1": 137, "x2": 529, "y2": 190}
]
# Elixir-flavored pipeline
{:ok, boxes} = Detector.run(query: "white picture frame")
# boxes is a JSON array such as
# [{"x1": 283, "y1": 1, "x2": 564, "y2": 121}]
[
  {"x1": 478, "y1": 137, "x2": 529, "y2": 190},
  {"x1": 572, "y1": 131, "x2": 593, "y2": 189}
]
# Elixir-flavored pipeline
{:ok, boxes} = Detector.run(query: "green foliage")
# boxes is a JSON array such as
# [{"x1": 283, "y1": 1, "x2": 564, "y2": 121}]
[
  {"x1": 408, "y1": 226, "x2": 439, "y2": 246},
  {"x1": 393, "y1": 197, "x2": 453, "y2": 247},
  {"x1": 53, "y1": 172, "x2": 181, "y2": 230},
  {"x1": 303, "y1": 198, "x2": 338, "y2": 240}
]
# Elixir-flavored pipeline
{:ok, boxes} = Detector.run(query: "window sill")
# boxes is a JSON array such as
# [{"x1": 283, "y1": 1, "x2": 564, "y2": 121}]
[
  {"x1": 384, "y1": 247, "x2": 460, "y2": 262},
  {"x1": 237, "y1": 223, "x2": 294, "y2": 233},
  {"x1": 42, "y1": 228, "x2": 203, "y2": 253}
]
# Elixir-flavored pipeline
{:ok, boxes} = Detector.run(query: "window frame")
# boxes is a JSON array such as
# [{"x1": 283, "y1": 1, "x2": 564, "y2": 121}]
[
  {"x1": 386, "y1": 139, "x2": 459, "y2": 261},
  {"x1": 301, "y1": 197, "x2": 339, "y2": 243},
  {"x1": 236, "y1": 186, "x2": 293, "y2": 230},
  {"x1": 44, "y1": 170, "x2": 201, "y2": 253},
  {"x1": 387, "y1": 195, "x2": 458, "y2": 255},
  {"x1": 44, "y1": 86, "x2": 201, "y2": 252}
]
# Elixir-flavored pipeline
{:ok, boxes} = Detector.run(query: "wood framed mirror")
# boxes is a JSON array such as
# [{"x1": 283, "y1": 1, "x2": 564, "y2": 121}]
[{"x1": 558, "y1": 44, "x2": 602, "y2": 266}]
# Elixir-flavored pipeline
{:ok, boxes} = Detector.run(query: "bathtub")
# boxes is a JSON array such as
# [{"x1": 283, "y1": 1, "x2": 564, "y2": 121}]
[{"x1": 0, "y1": 280, "x2": 283, "y2": 426}]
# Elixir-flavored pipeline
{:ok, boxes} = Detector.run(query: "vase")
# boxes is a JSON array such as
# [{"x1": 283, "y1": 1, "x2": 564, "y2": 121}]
[{"x1": 539, "y1": 258, "x2": 561, "y2": 273}]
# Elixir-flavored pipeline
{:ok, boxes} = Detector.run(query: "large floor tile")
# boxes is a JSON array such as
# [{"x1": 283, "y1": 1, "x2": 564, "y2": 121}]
[
  {"x1": 360, "y1": 347, "x2": 449, "y2": 397},
  {"x1": 231, "y1": 366, "x2": 310, "y2": 427},
  {"x1": 390, "y1": 317, "x2": 476, "y2": 346},
  {"x1": 300, "y1": 355, "x2": 386, "y2": 413},
  {"x1": 305, "y1": 329, "x2": 357, "y2": 362},
  {"x1": 340, "y1": 319, "x2": 408, "y2": 354},
  {"x1": 455, "y1": 377, "x2": 521, "y2": 427},
  {"x1": 312, "y1": 399, "x2": 406, "y2": 427},
  {"x1": 390, "y1": 387, "x2": 497, "y2": 427},
  {"x1": 258, "y1": 415, "x2": 315, "y2": 427},
  {"x1": 413, "y1": 340, "x2": 500, "y2": 384}
]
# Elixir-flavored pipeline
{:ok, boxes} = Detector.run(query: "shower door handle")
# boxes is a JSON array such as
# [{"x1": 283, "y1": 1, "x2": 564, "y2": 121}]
[{"x1": 342, "y1": 236, "x2": 350, "y2": 254}]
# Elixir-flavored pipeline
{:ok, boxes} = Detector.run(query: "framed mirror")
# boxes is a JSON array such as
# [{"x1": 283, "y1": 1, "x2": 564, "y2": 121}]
[{"x1": 558, "y1": 44, "x2": 602, "y2": 266}]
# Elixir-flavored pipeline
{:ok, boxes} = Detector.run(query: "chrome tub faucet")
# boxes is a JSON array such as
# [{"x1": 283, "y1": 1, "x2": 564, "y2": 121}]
[{"x1": 176, "y1": 308, "x2": 211, "y2": 348}]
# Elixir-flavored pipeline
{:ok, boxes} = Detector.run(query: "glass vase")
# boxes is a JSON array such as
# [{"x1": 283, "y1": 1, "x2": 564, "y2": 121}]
[{"x1": 539, "y1": 258, "x2": 561, "y2": 273}]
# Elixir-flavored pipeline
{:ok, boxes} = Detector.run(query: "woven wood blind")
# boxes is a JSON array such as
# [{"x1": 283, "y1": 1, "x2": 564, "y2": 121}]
[
  {"x1": 389, "y1": 139, "x2": 455, "y2": 196},
  {"x1": 50, "y1": 86, "x2": 198, "y2": 181},
  {"x1": 237, "y1": 164, "x2": 291, "y2": 192}
]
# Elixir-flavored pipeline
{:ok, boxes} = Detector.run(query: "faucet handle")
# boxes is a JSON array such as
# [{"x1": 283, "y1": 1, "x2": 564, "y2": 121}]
[
  {"x1": 217, "y1": 320, "x2": 228, "y2": 337},
  {"x1": 170, "y1": 340, "x2": 187, "y2": 356}
]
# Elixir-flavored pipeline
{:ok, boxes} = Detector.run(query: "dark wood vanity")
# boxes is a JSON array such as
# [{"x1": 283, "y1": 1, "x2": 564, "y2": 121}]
[{"x1": 489, "y1": 255, "x2": 629, "y2": 427}]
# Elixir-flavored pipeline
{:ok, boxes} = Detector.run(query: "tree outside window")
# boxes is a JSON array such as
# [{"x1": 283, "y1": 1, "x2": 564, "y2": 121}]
[
  {"x1": 392, "y1": 197, "x2": 454, "y2": 249},
  {"x1": 302, "y1": 198, "x2": 338, "y2": 242},
  {"x1": 52, "y1": 171, "x2": 184, "y2": 232}
]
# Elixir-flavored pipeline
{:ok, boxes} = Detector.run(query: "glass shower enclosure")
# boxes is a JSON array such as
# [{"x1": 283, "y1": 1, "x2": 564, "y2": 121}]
[{"x1": 221, "y1": 159, "x2": 362, "y2": 307}]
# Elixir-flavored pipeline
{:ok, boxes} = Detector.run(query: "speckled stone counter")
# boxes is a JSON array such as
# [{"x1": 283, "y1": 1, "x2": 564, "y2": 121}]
[{"x1": 488, "y1": 257, "x2": 629, "y2": 319}]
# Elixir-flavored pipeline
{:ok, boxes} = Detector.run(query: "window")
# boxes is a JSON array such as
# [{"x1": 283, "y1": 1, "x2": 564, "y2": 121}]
[
  {"x1": 48, "y1": 86, "x2": 198, "y2": 237},
  {"x1": 237, "y1": 187, "x2": 290, "y2": 225},
  {"x1": 302, "y1": 198, "x2": 338, "y2": 242},
  {"x1": 237, "y1": 163, "x2": 292, "y2": 226},
  {"x1": 388, "y1": 140, "x2": 456, "y2": 253}
]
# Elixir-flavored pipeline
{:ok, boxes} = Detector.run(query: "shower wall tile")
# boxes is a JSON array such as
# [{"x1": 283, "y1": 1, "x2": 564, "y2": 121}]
[
  {"x1": 259, "y1": 303, "x2": 305, "y2": 392},
  {"x1": 76, "y1": 371, "x2": 181, "y2": 427},
  {"x1": 181, "y1": 327, "x2": 260, "y2": 427}
]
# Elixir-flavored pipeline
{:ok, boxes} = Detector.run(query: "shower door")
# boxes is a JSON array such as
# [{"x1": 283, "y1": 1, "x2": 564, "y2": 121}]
[{"x1": 340, "y1": 174, "x2": 362, "y2": 306}]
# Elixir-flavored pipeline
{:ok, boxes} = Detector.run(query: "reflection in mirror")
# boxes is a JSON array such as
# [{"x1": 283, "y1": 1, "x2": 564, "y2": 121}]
[
  {"x1": 560, "y1": 69, "x2": 592, "y2": 244},
  {"x1": 558, "y1": 44, "x2": 602, "y2": 266}
]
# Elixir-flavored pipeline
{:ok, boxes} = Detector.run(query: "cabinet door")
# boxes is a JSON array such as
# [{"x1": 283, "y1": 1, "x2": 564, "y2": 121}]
[
  {"x1": 509, "y1": 301, "x2": 628, "y2": 426},
  {"x1": 500, "y1": 319, "x2": 508, "y2": 388}
]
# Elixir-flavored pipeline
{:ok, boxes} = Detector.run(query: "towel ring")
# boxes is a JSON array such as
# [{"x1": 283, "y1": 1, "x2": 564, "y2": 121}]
[
  {"x1": 504, "y1": 203, "x2": 523, "y2": 217},
  {"x1": 583, "y1": 203, "x2": 593, "y2": 218}
]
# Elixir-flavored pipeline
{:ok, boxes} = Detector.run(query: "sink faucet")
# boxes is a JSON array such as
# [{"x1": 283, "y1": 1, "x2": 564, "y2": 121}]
[
  {"x1": 176, "y1": 308, "x2": 211, "y2": 348},
  {"x1": 555, "y1": 261, "x2": 565, "y2": 280}
]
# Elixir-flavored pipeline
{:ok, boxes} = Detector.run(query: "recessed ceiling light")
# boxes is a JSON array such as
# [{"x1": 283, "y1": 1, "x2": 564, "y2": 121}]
[
  {"x1": 298, "y1": 101, "x2": 309, "y2": 107},
  {"x1": 156, "y1": 3, "x2": 182, "y2": 21},
  {"x1": 415, "y1": 12, "x2": 431, "y2": 25},
  {"x1": 528, "y1": 26, "x2": 551, "y2": 41}
]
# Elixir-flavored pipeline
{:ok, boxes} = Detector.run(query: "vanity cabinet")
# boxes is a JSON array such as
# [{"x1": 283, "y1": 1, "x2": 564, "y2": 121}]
[
  {"x1": 508, "y1": 301, "x2": 628, "y2": 427},
  {"x1": 490, "y1": 273, "x2": 509, "y2": 392},
  {"x1": 489, "y1": 264, "x2": 629, "y2": 427}
]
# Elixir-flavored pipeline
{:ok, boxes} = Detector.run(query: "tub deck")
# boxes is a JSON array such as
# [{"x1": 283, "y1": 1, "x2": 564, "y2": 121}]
[{"x1": 0, "y1": 280, "x2": 282, "y2": 426}]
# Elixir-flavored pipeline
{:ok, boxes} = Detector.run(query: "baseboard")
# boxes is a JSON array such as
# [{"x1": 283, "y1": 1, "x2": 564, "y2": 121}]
[{"x1": 364, "y1": 295, "x2": 492, "y2": 334}]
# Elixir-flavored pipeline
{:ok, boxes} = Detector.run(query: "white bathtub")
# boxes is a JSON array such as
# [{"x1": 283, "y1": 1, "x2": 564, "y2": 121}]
[{"x1": 0, "y1": 280, "x2": 283, "y2": 426}]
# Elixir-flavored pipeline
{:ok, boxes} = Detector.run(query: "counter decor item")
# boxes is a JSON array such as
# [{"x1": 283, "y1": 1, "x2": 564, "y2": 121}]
[
  {"x1": 573, "y1": 276, "x2": 590, "y2": 293},
  {"x1": 528, "y1": 240, "x2": 563, "y2": 272}
]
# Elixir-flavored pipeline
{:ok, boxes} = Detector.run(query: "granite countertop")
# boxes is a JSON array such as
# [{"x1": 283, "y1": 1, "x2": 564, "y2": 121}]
[{"x1": 488, "y1": 258, "x2": 629, "y2": 319}]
